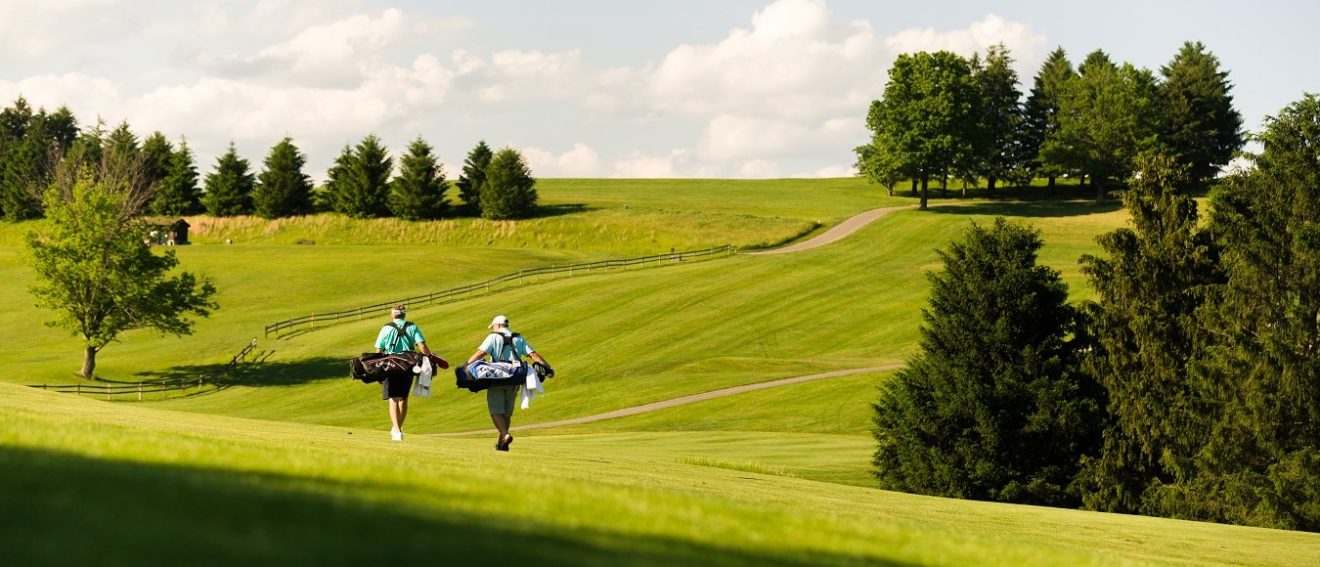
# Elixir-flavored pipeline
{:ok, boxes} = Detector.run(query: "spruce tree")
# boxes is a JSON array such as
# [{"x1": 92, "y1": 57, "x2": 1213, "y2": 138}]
[
  {"x1": 252, "y1": 137, "x2": 313, "y2": 219},
  {"x1": 1158, "y1": 42, "x2": 1244, "y2": 190},
  {"x1": 324, "y1": 144, "x2": 354, "y2": 215},
  {"x1": 456, "y1": 140, "x2": 492, "y2": 215},
  {"x1": 150, "y1": 138, "x2": 202, "y2": 216},
  {"x1": 140, "y1": 131, "x2": 174, "y2": 191},
  {"x1": 1076, "y1": 154, "x2": 1223, "y2": 514},
  {"x1": 1022, "y1": 47, "x2": 1074, "y2": 189},
  {"x1": 330, "y1": 135, "x2": 391, "y2": 218},
  {"x1": 872, "y1": 218, "x2": 1102, "y2": 506},
  {"x1": 973, "y1": 43, "x2": 1024, "y2": 195},
  {"x1": 1186, "y1": 94, "x2": 1320, "y2": 530},
  {"x1": 480, "y1": 147, "x2": 537, "y2": 220},
  {"x1": 202, "y1": 143, "x2": 255, "y2": 216},
  {"x1": 387, "y1": 137, "x2": 448, "y2": 220}
]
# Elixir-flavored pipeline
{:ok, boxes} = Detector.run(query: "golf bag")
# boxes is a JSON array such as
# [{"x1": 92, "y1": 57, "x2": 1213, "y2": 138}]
[
  {"x1": 350, "y1": 352, "x2": 449, "y2": 384},
  {"x1": 455, "y1": 361, "x2": 554, "y2": 392}
]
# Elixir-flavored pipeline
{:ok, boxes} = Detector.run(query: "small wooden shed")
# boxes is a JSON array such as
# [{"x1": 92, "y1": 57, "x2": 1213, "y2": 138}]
[{"x1": 168, "y1": 219, "x2": 190, "y2": 245}]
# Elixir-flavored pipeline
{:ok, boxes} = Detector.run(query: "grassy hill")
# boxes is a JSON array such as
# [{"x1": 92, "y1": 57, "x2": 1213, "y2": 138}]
[
  {"x1": 7, "y1": 178, "x2": 1310, "y2": 564},
  {"x1": 5, "y1": 382, "x2": 1317, "y2": 566}
]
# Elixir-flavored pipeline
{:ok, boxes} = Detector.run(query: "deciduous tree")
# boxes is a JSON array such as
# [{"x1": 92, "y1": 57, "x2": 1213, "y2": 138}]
[{"x1": 24, "y1": 173, "x2": 217, "y2": 378}]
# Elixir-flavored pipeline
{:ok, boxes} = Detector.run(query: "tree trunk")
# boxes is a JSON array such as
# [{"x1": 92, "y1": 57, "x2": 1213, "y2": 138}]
[
  {"x1": 886, "y1": 184, "x2": 895, "y2": 197},
  {"x1": 80, "y1": 346, "x2": 98, "y2": 379},
  {"x1": 920, "y1": 175, "x2": 929, "y2": 210},
  {"x1": 940, "y1": 173, "x2": 948, "y2": 197},
  {"x1": 1094, "y1": 174, "x2": 1105, "y2": 203},
  {"x1": 1047, "y1": 175, "x2": 1056, "y2": 190},
  {"x1": 988, "y1": 177, "x2": 997, "y2": 198},
  {"x1": 910, "y1": 178, "x2": 918, "y2": 196},
  {"x1": 960, "y1": 178, "x2": 967, "y2": 198}
]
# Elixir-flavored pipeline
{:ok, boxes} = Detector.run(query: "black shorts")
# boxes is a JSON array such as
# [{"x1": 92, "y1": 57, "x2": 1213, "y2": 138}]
[{"x1": 382, "y1": 375, "x2": 413, "y2": 400}]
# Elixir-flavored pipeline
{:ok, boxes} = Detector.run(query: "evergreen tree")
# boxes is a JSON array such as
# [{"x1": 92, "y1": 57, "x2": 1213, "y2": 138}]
[
  {"x1": 329, "y1": 135, "x2": 391, "y2": 218},
  {"x1": 873, "y1": 218, "x2": 1102, "y2": 506},
  {"x1": 202, "y1": 143, "x2": 255, "y2": 216},
  {"x1": 973, "y1": 43, "x2": 1025, "y2": 195},
  {"x1": 1183, "y1": 94, "x2": 1320, "y2": 530},
  {"x1": 1158, "y1": 42, "x2": 1244, "y2": 190},
  {"x1": 140, "y1": 131, "x2": 174, "y2": 191},
  {"x1": 387, "y1": 137, "x2": 448, "y2": 220},
  {"x1": 1076, "y1": 154, "x2": 1223, "y2": 514},
  {"x1": 45, "y1": 106, "x2": 79, "y2": 153},
  {"x1": 150, "y1": 138, "x2": 202, "y2": 216},
  {"x1": 323, "y1": 144, "x2": 355, "y2": 214},
  {"x1": 252, "y1": 137, "x2": 314, "y2": 219},
  {"x1": 103, "y1": 121, "x2": 139, "y2": 163},
  {"x1": 0, "y1": 96, "x2": 34, "y2": 140},
  {"x1": 480, "y1": 147, "x2": 537, "y2": 220},
  {"x1": 1, "y1": 116, "x2": 51, "y2": 221},
  {"x1": 456, "y1": 140, "x2": 492, "y2": 215},
  {"x1": 1022, "y1": 48, "x2": 1075, "y2": 189}
]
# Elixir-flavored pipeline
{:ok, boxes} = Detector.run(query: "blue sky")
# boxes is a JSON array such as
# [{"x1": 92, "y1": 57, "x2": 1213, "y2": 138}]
[{"x1": 2, "y1": 0, "x2": 1316, "y2": 179}]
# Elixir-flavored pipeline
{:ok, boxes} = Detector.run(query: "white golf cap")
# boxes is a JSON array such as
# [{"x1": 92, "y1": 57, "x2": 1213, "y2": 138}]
[{"x1": 489, "y1": 315, "x2": 509, "y2": 328}]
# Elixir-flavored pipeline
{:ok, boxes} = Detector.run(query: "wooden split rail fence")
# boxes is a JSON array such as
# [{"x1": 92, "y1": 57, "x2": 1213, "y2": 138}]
[
  {"x1": 28, "y1": 338, "x2": 263, "y2": 400},
  {"x1": 263, "y1": 244, "x2": 734, "y2": 338}
]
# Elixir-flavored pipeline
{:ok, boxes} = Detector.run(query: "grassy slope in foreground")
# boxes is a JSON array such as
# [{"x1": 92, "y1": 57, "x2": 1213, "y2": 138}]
[{"x1": 4, "y1": 383, "x2": 1317, "y2": 567}]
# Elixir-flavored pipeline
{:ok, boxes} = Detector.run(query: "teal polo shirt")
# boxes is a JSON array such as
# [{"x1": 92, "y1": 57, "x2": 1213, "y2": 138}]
[{"x1": 376, "y1": 318, "x2": 426, "y2": 354}]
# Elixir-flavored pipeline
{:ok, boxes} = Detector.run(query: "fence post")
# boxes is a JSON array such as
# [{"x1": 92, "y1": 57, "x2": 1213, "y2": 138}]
[
  {"x1": 76, "y1": 383, "x2": 81, "y2": 396},
  {"x1": 138, "y1": 383, "x2": 143, "y2": 401}
]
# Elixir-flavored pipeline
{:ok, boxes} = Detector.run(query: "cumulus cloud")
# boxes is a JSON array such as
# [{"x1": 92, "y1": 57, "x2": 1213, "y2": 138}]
[
  {"x1": 883, "y1": 14, "x2": 1047, "y2": 61},
  {"x1": 521, "y1": 143, "x2": 603, "y2": 177}
]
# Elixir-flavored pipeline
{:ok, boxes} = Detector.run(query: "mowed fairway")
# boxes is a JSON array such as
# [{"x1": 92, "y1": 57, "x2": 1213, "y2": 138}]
[
  {"x1": 3, "y1": 179, "x2": 1315, "y2": 565},
  {"x1": 5, "y1": 384, "x2": 1319, "y2": 566}
]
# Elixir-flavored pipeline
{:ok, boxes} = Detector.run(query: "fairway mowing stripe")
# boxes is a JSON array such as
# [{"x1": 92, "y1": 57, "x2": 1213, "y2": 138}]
[
  {"x1": 749, "y1": 205, "x2": 916, "y2": 255},
  {"x1": 429, "y1": 365, "x2": 901, "y2": 437}
]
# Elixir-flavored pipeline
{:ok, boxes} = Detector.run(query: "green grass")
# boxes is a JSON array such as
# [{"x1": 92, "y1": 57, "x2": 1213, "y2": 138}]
[{"x1": 5, "y1": 383, "x2": 1318, "y2": 566}]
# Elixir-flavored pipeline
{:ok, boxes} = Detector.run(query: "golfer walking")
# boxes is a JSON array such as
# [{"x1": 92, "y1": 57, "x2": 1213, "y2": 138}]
[
  {"x1": 376, "y1": 304, "x2": 433, "y2": 442},
  {"x1": 466, "y1": 315, "x2": 550, "y2": 451}
]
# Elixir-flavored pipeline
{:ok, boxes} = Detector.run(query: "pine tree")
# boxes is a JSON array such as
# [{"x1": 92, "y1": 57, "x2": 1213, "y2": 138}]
[
  {"x1": 1076, "y1": 154, "x2": 1223, "y2": 514},
  {"x1": 140, "y1": 131, "x2": 174, "y2": 191},
  {"x1": 1183, "y1": 94, "x2": 1320, "y2": 530},
  {"x1": 873, "y1": 218, "x2": 1102, "y2": 506},
  {"x1": 387, "y1": 137, "x2": 448, "y2": 220},
  {"x1": 329, "y1": 135, "x2": 391, "y2": 218},
  {"x1": 1158, "y1": 42, "x2": 1244, "y2": 190},
  {"x1": 456, "y1": 140, "x2": 492, "y2": 215},
  {"x1": 202, "y1": 143, "x2": 255, "y2": 216},
  {"x1": 150, "y1": 138, "x2": 202, "y2": 216},
  {"x1": 974, "y1": 43, "x2": 1024, "y2": 195},
  {"x1": 1022, "y1": 47, "x2": 1074, "y2": 189},
  {"x1": 252, "y1": 137, "x2": 314, "y2": 219},
  {"x1": 480, "y1": 147, "x2": 537, "y2": 220}
]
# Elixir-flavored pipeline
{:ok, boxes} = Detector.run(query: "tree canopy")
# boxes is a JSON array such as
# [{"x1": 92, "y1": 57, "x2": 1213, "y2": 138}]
[
  {"x1": 480, "y1": 147, "x2": 537, "y2": 220},
  {"x1": 456, "y1": 140, "x2": 492, "y2": 215},
  {"x1": 25, "y1": 173, "x2": 218, "y2": 378},
  {"x1": 252, "y1": 137, "x2": 314, "y2": 219},
  {"x1": 203, "y1": 143, "x2": 255, "y2": 216},
  {"x1": 387, "y1": 137, "x2": 449, "y2": 220}
]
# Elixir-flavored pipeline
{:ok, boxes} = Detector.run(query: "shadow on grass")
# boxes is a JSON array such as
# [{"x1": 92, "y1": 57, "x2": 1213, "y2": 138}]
[
  {"x1": 133, "y1": 356, "x2": 346, "y2": 389},
  {"x1": 0, "y1": 445, "x2": 911, "y2": 567},
  {"x1": 531, "y1": 202, "x2": 593, "y2": 219},
  {"x1": 922, "y1": 199, "x2": 1123, "y2": 219}
]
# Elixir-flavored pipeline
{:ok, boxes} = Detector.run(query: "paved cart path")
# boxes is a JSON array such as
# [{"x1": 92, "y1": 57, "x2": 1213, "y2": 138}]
[{"x1": 750, "y1": 204, "x2": 916, "y2": 255}]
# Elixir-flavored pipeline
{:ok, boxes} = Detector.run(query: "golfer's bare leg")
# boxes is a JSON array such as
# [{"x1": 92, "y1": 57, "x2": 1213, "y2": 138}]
[
  {"x1": 491, "y1": 413, "x2": 510, "y2": 440},
  {"x1": 398, "y1": 398, "x2": 408, "y2": 430},
  {"x1": 389, "y1": 398, "x2": 404, "y2": 432}
]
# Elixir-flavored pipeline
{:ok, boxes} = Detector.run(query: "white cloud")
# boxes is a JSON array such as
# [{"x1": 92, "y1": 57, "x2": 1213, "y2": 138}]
[
  {"x1": 521, "y1": 143, "x2": 602, "y2": 177},
  {"x1": 0, "y1": 0, "x2": 130, "y2": 61},
  {"x1": 883, "y1": 14, "x2": 1046, "y2": 60},
  {"x1": 739, "y1": 159, "x2": 782, "y2": 178}
]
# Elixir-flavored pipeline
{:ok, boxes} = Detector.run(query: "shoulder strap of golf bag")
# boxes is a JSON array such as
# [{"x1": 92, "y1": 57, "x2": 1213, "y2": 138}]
[
  {"x1": 385, "y1": 322, "x2": 415, "y2": 351},
  {"x1": 489, "y1": 332, "x2": 522, "y2": 362}
]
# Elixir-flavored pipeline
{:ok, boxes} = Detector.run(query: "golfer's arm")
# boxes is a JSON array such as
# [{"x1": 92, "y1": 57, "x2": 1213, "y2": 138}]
[
  {"x1": 466, "y1": 349, "x2": 487, "y2": 365},
  {"x1": 529, "y1": 352, "x2": 548, "y2": 365},
  {"x1": 418, "y1": 341, "x2": 433, "y2": 356}
]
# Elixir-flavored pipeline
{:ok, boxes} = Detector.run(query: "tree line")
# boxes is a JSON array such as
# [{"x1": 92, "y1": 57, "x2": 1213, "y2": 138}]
[
  {"x1": 0, "y1": 98, "x2": 539, "y2": 222},
  {"x1": 872, "y1": 93, "x2": 1320, "y2": 532},
  {"x1": 856, "y1": 42, "x2": 1243, "y2": 207}
]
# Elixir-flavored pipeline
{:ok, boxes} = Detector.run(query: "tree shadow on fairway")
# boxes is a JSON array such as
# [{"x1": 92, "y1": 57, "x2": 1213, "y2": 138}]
[
  {"x1": 531, "y1": 202, "x2": 593, "y2": 219},
  {"x1": 0, "y1": 445, "x2": 913, "y2": 567},
  {"x1": 923, "y1": 199, "x2": 1123, "y2": 219},
  {"x1": 133, "y1": 356, "x2": 347, "y2": 389}
]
